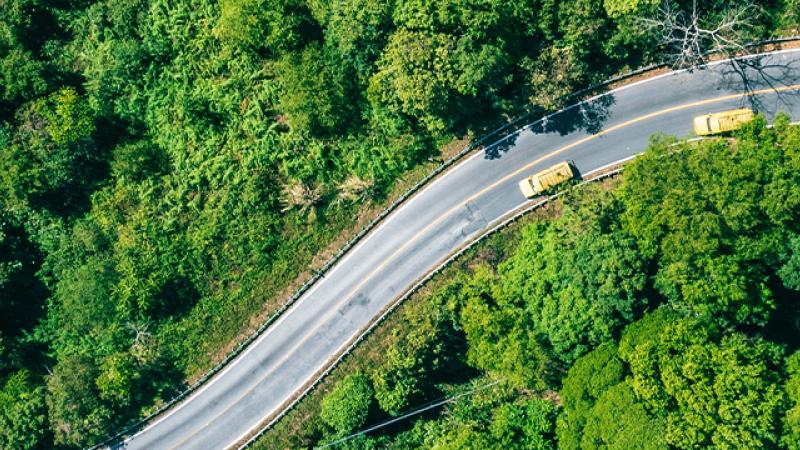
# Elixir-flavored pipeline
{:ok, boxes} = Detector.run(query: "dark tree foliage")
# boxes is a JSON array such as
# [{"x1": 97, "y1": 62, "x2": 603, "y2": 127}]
[
  {"x1": 621, "y1": 115, "x2": 800, "y2": 326},
  {"x1": 0, "y1": 0, "x2": 797, "y2": 448},
  {"x1": 275, "y1": 114, "x2": 800, "y2": 449}
]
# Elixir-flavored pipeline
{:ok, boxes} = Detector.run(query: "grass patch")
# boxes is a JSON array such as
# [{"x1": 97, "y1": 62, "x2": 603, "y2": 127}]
[{"x1": 177, "y1": 137, "x2": 474, "y2": 381}]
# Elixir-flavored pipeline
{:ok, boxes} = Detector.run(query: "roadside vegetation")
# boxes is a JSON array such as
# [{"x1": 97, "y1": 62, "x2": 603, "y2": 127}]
[
  {"x1": 0, "y1": 0, "x2": 798, "y2": 448},
  {"x1": 262, "y1": 114, "x2": 800, "y2": 449}
]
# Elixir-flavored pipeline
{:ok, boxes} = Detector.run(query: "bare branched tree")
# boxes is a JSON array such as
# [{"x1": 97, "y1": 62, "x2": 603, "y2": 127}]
[
  {"x1": 636, "y1": 0, "x2": 800, "y2": 112},
  {"x1": 335, "y1": 175, "x2": 375, "y2": 205},
  {"x1": 281, "y1": 180, "x2": 325, "y2": 214},
  {"x1": 639, "y1": 0, "x2": 758, "y2": 69},
  {"x1": 127, "y1": 321, "x2": 157, "y2": 364}
]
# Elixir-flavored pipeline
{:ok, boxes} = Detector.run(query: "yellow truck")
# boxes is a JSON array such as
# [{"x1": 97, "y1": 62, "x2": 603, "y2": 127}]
[
  {"x1": 518, "y1": 160, "x2": 577, "y2": 198},
  {"x1": 693, "y1": 108, "x2": 754, "y2": 136}
]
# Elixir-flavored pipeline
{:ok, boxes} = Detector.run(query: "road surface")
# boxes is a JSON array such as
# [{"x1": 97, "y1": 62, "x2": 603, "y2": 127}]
[{"x1": 117, "y1": 49, "x2": 800, "y2": 450}]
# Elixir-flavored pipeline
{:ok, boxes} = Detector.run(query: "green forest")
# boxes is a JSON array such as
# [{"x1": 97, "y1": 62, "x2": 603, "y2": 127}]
[
  {"x1": 266, "y1": 115, "x2": 800, "y2": 449},
  {"x1": 0, "y1": 0, "x2": 798, "y2": 448}
]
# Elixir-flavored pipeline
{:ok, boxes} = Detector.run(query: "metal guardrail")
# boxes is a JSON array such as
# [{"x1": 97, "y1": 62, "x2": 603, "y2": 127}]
[
  {"x1": 239, "y1": 166, "x2": 627, "y2": 449},
  {"x1": 92, "y1": 36, "x2": 800, "y2": 450}
]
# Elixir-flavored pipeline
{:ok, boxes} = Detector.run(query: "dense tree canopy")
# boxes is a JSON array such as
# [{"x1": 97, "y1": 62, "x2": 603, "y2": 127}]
[
  {"x1": 499, "y1": 188, "x2": 647, "y2": 363},
  {"x1": 267, "y1": 115, "x2": 800, "y2": 449},
  {"x1": 621, "y1": 115, "x2": 800, "y2": 326},
  {"x1": 0, "y1": 0, "x2": 798, "y2": 448},
  {"x1": 320, "y1": 372, "x2": 374, "y2": 435}
]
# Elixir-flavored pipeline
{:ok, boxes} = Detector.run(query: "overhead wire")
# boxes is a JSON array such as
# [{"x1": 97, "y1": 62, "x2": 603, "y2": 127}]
[{"x1": 316, "y1": 378, "x2": 507, "y2": 449}]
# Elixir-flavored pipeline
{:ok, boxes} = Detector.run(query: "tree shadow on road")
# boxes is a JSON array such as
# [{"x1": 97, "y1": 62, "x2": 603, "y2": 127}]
[
  {"x1": 482, "y1": 94, "x2": 616, "y2": 160},
  {"x1": 716, "y1": 53, "x2": 800, "y2": 114}
]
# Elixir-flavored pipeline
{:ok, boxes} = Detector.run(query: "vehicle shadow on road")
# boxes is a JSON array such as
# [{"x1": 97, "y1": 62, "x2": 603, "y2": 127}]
[{"x1": 483, "y1": 94, "x2": 616, "y2": 160}]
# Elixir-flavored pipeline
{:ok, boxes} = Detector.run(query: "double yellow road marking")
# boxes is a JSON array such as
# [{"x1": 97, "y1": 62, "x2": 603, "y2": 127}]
[{"x1": 169, "y1": 83, "x2": 800, "y2": 450}]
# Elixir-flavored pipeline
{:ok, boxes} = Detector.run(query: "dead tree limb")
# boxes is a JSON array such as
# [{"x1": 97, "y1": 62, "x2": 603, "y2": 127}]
[{"x1": 638, "y1": 0, "x2": 759, "y2": 69}]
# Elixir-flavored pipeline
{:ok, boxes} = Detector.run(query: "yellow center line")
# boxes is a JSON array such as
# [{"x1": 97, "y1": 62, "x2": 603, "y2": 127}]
[{"x1": 169, "y1": 83, "x2": 800, "y2": 450}]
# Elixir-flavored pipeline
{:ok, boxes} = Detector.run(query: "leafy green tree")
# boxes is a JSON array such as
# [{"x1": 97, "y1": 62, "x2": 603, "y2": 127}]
[
  {"x1": 368, "y1": 28, "x2": 461, "y2": 134},
  {"x1": 500, "y1": 187, "x2": 647, "y2": 363},
  {"x1": 416, "y1": 379, "x2": 557, "y2": 450},
  {"x1": 0, "y1": 49, "x2": 47, "y2": 114},
  {"x1": 621, "y1": 315, "x2": 787, "y2": 448},
  {"x1": 603, "y1": 0, "x2": 660, "y2": 17},
  {"x1": 67, "y1": 0, "x2": 149, "y2": 119},
  {"x1": 320, "y1": 372, "x2": 374, "y2": 435},
  {"x1": 325, "y1": 0, "x2": 394, "y2": 82},
  {"x1": 488, "y1": 399, "x2": 557, "y2": 450},
  {"x1": 371, "y1": 307, "x2": 453, "y2": 414},
  {"x1": 110, "y1": 140, "x2": 169, "y2": 182},
  {"x1": 781, "y1": 234, "x2": 800, "y2": 291},
  {"x1": 783, "y1": 351, "x2": 800, "y2": 449},
  {"x1": 556, "y1": 342, "x2": 626, "y2": 449},
  {"x1": 522, "y1": 45, "x2": 588, "y2": 111},
  {"x1": 580, "y1": 382, "x2": 665, "y2": 449},
  {"x1": 96, "y1": 351, "x2": 139, "y2": 407},
  {"x1": 0, "y1": 88, "x2": 101, "y2": 214},
  {"x1": 216, "y1": 0, "x2": 317, "y2": 55},
  {"x1": 0, "y1": 0, "x2": 52, "y2": 118},
  {"x1": 0, "y1": 370, "x2": 48, "y2": 450},
  {"x1": 277, "y1": 43, "x2": 358, "y2": 136},
  {"x1": 621, "y1": 117, "x2": 800, "y2": 325},
  {"x1": 456, "y1": 266, "x2": 558, "y2": 389},
  {"x1": 46, "y1": 355, "x2": 112, "y2": 447}
]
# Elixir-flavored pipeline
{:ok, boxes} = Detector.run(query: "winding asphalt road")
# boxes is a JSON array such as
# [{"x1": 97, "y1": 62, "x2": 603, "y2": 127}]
[{"x1": 117, "y1": 49, "x2": 800, "y2": 450}]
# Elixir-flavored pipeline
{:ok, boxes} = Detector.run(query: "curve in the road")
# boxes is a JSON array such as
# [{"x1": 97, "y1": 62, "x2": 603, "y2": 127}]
[{"x1": 116, "y1": 49, "x2": 800, "y2": 450}]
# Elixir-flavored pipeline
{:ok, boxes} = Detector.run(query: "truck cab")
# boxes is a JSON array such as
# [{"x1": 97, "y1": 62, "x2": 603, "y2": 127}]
[{"x1": 519, "y1": 161, "x2": 578, "y2": 198}]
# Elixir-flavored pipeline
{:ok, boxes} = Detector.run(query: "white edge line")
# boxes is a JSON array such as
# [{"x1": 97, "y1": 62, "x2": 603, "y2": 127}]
[
  {"x1": 235, "y1": 111, "x2": 800, "y2": 450},
  {"x1": 124, "y1": 46, "x2": 800, "y2": 443}
]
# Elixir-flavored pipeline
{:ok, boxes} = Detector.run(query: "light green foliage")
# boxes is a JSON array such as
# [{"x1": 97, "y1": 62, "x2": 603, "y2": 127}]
[
  {"x1": 622, "y1": 315, "x2": 787, "y2": 448},
  {"x1": 110, "y1": 140, "x2": 169, "y2": 182},
  {"x1": 523, "y1": 45, "x2": 589, "y2": 111},
  {"x1": 369, "y1": 0, "x2": 542, "y2": 133},
  {"x1": 38, "y1": 88, "x2": 95, "y2": 146},
  {"x1": 488, "y1": 399, "x2": 556, "y2": 450},
  {"x1": 783, "y1": 351, "x2": 800, "y2": 449},
  {"x1": 556, "y1": 342, "x2": 626, "y2": 449},
  {"x1": 781, "y1": 0, "x2": 800, "y2": 32},
  {"x1": 46, "y1": 355, "x2": 112, "y2": 447},
  {"x1": 621, "y1": 116, "x2": 800, "y2": 325},
  {"x1": 0, "y1": 0, "x2": 49, "y2": 112},
  {"x1": 325, "y1": 0, "x2": 394, "y2": 82},
  {"x1": 580, "y1": 382, "x2": 665, "y2": 449},
  {"x1": 68, "y1": 0, "x2": 149, "y2": 117},
  {"x1": 96, "y1": 352, "x2": 139, "y2": 406},
  {"x1": 216, "y1": 0, "x2": 315, "y2": 55},
  {"x1": 0, "y1": 48, "x2": 47, "y2": 107},
  {"x1": 0, "y1": 370, "x2": 47, "y2": 450},
  {"x1": 320, "y1": 372, "x2": 374, "y2": 435},
  {"x1": 603, "y1": 0, "x2": 660, "y2": 18},
  {"x1": 277, "y1": 43, "x2": 356, "y2": 135},
  {"x1": 500, "y1": 187, "x2": 647, "y2": 363},
  {"x1": 455, "y1": 266, "x2": 557, "y2": 390},
  {"x1": 369, "y1": 29, "x2": 460, "y2": 134},
  {"x1": 420, "y1": 381, "x2": 556, "y2": 450},
  {"x1": 0, "y1": 88, "x2": 99, "y2": 213}
]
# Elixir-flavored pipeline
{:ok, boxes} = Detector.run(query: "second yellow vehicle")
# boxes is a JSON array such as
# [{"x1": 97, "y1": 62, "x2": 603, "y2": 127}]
[
  {"x1": 519, "y1": 161, "x2": 578, "y2": 198},
  {"x1": 693, "y1": 108, "x2": 754, "y2": 136}
]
